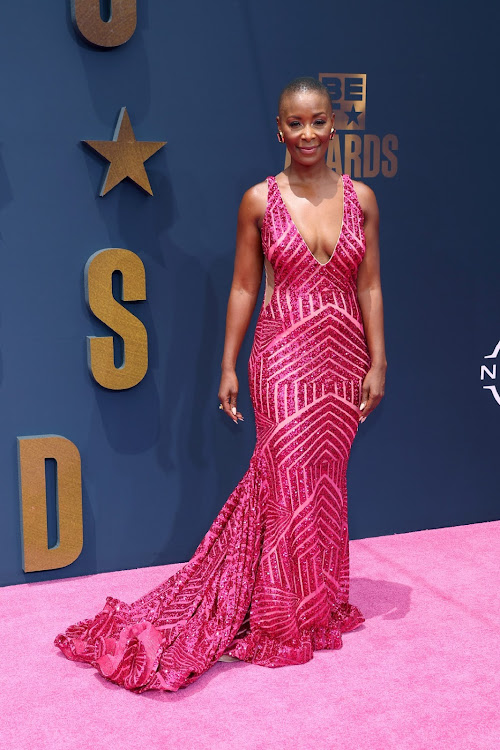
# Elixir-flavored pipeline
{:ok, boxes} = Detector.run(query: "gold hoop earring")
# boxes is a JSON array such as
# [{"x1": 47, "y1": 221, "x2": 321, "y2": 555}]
[{"x1": 277, "y1": 130, "x2": 285, "y2": 143}]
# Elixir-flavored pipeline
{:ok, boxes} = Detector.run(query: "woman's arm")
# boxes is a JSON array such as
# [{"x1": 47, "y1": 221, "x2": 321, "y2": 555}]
[
  {"x1": 352, "y1": 181, "x2": 387, "y2": 422},
  {"x1": 219, "y1": 183, "x2": 266, "y2": 423}
]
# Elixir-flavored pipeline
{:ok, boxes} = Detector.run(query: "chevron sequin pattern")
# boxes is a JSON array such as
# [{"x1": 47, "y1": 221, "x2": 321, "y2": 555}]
[{"x1": 54, "y1": 174, "x2": 370, "y2": 693}]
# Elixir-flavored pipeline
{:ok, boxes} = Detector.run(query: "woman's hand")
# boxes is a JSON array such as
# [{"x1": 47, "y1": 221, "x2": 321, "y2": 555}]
[
  {"x1": 359, "y1": 364, "x2": 386, "y2": 422},
  {"x1": 218, "y1": 369, "x2": 244, "y2": 425}
]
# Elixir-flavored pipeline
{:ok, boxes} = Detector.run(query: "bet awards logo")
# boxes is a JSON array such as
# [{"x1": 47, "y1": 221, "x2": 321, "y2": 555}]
[
  {"x1": 319, "y1": 73, "x2": 398, "y2": 179},
  {"x1": 481, "y1": 341, "x2": 500, "y2": 406}
]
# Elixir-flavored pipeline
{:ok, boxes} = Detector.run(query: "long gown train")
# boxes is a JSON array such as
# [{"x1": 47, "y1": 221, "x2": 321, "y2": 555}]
[{"x1": 54, "y1": 173, "x2": 371, "y2": 692}]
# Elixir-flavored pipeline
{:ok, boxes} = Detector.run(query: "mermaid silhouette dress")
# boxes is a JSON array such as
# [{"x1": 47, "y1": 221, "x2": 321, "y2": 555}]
[{"x1": 54, "y1": 173, "x2": 371, "y2": 692}]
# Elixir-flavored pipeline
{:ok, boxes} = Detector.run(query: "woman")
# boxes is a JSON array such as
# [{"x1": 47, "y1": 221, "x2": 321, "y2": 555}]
[{"x1": 54, "y1": 76, "x2": 386, "y2": 692}]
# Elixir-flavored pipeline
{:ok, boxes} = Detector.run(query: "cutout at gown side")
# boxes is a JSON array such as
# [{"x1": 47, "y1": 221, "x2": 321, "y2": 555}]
[{"x1": 54, "y1": 174, "x2": 370, "y2": 692}]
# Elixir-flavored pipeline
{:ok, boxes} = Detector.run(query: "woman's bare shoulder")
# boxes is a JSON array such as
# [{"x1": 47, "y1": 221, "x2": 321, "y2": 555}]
[
  {"x1": 350, "y1": 178, "x2": 378, "y2": 214},
  {"x1": 239, "y1": 178, "x2": 269, "y2": 221}
]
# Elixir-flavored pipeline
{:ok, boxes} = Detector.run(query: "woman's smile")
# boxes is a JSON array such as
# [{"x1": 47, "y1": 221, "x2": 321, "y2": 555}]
[{"x1": 297, "y1": 145, "x2": 319, "y2": 154}]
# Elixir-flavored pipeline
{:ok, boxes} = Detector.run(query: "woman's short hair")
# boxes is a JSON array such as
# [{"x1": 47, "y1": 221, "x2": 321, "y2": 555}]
[{"x1": 278, "y1": 76, "x2": 332, "y2": 115}]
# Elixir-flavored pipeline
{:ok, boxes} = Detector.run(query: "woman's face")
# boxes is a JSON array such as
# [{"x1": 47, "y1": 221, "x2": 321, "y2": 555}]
[{"x1": 277, "y1": 90, "x2": 334, "y2": 166}]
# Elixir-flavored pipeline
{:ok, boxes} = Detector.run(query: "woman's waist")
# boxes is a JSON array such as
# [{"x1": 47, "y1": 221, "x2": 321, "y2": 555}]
[{"x1": 264, "y1": 283, "x2": 360, "y2": 312}]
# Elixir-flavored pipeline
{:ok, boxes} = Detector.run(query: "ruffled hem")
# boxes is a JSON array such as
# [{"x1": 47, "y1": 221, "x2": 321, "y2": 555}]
[
  {"x1": 54, "y1": 597, "x2": 365, "y2": 690},
  {"x1": 54, "y1": 452, "x2": 267, "y2": 693},
  {"x1": 223, "y1": 602, "x2": 365, "y2": 667},
  {"x1": 54, "y1": 595, "x2": 168, "y2": 692}
]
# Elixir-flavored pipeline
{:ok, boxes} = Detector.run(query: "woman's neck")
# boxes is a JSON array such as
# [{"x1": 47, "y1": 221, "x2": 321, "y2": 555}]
[{"x1": 285, "y1": 159, "x2": 333, "y2": 186}]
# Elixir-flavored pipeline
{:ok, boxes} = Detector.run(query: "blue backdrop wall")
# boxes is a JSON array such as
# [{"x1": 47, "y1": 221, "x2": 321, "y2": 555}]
[{"x1": 1, "y1": 1, "x2": 498, "y2": 586}]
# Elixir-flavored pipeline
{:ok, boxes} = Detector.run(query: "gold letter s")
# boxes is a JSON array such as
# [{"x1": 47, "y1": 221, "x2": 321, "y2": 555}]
[
  {"x1": 72, "y1": 0, "x2": 137, "y2": 48},
  {"x1": 85, "y1": 248, "x2": 148, "y2": 390}
]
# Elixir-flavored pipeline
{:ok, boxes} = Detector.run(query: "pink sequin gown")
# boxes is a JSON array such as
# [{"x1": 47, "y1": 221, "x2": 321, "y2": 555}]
[{"x1": 54, "y1": 173, "x2": 371, "y2": 692}]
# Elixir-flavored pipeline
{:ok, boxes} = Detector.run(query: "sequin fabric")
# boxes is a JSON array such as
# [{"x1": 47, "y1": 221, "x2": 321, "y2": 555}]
[{"x1": 54, "y1": 173, "x2": 371, "y2": 693}]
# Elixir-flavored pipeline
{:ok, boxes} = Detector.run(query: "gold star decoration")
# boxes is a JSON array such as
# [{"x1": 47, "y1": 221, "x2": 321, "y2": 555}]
[{"x1": 84, "y1": 107, "x2": 166, "y2": 196}]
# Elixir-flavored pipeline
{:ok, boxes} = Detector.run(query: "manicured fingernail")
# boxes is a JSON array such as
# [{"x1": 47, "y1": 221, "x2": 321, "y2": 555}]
[
  {"x1": 231, "y1": 406, "x2": 236, "y2": 415},
  {"x1": 360, "y1": 402, "x2": 366, "y2": 410}
]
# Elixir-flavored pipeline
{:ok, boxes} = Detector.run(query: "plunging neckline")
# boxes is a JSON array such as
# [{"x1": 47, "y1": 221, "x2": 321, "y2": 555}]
[{"x1": 273, "y1": 174, "x2": 345, "y2": 267}]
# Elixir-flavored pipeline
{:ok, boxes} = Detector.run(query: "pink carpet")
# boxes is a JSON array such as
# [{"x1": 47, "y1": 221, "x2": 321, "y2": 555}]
[{"x1": 0, "y1": 521, "x2": 498, "y2": 750}]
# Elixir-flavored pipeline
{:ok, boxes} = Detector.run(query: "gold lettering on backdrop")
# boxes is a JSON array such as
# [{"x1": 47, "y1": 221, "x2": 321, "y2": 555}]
[
  {"x1": 344, "y1": 135, "x2": 362, "y2": 178},
  {"x1": 325, "y1": 135, "x2": 399, "y2": 177},
  {"x1": 85, "y1": 248, "x2": 148, "y2": 390},
  {"x1": 381, "y1": 134, "x2": 398, "y2": 177},
  {"x1": 363, "y1": 135, "x2": 380, "y2": 179},
  {"x1": 18, "y1": 436, "x2": 83, "y2": 572},
  {"x1": 319, "y1": 72, "x2": 399, "y2": 178},
  {"x1": 326, "y1": 137, "x2": 342, "y2": 174},
  {"x1": 319, "y1": 74, "x2": 367, "y2": 131},
  {"x1": 71, "y1": 0, "x2": 137, "y2": 48}
]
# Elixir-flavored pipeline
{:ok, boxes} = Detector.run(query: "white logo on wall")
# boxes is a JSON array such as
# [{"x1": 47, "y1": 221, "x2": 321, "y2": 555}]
[{"x1": 481, "y1": 341, "x2": 500, "y2": 405}]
